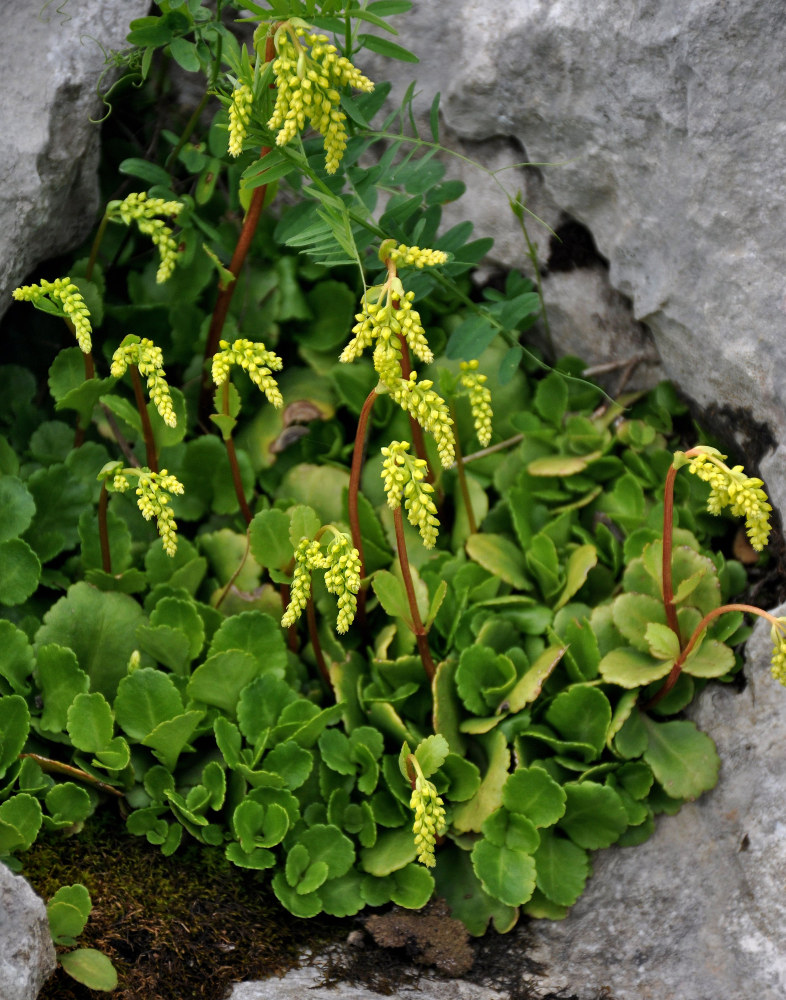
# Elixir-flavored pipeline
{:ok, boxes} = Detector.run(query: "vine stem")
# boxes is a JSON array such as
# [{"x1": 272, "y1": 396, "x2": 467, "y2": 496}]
[
  {"x1": 646, "y1": 603, "x2": 782, "y2": 708},
  {"x1": 450, "y1": 401, "x2": 477, "y2": 534},
  {"x1": 393, "y1": 506, "x2": 435, "y2": 682},
  {"x1": 131, "y1": 366, "x2": 158, "y2": 471},
  {"x1": 98, "y1": 481, "x2": 111, "y2": 573},
  {"x1": 199, "y1": 34, "x2": 277, "y2": 420}
]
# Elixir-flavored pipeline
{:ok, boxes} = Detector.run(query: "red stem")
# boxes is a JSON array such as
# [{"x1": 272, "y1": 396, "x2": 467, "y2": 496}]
[
  {"x1": 306, "y1": 595, "x2": 332, "y2": 692},
  {"x1": 98, "y1": 482, "x2": 111, "y2": 573},
  {"x1": 393, "y1": 506, "x2": 435, "y2": 682},
  {"x1": 646, "y1": 602, "x2": 775, "y2": 708},
  {"x1": 131, "y1": 366, "x2": 158, "y2": 472},
  {"x1": 349, "y1": 390, "x2": 378, "y2": 575},
  {"x1": 450, "y1": 401, "x2": 477, "y2": 534},
  {"x1": 396, "y1": 332, "x2": 432, "y2": 479},
  {"x1": 661, "y1": 463, "x2": 680, "y2": 642}
]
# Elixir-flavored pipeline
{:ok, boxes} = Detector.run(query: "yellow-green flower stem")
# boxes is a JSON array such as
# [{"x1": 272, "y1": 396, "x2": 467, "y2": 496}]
[
  {"x1": 459, "y1": 360, "x2": 493, "y2": 448},
  {"x1": 449, "y1": 401, "x2": 477, "y2": 535},
  {"x1": 110, "y1": 468, "x2": 184, "y2": 558},
  {"x1": 408, "y1": 756, "x2": 447, "y2": 867},
  {"x1": 647, "y1": 604, "x2": 786, "y2": 708},
  {"x1": 228, "y1": 82, "x2": 254, "y2": 158}
]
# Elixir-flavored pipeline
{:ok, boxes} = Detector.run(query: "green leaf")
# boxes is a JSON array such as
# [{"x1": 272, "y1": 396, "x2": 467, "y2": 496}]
[
  {"x1": 66, "y1": 693, "x2": 114, "y2": 753},
  {"x1": 45, "y1": 783, "x2": 93, "y2": 825},
  {"x1": 187, "y1": 650, "x2": 262, "y2": 717},
  {"x1": 0, "y1": 621, "x2": 35, "y2": 694},
  {"x1": 143, "y1": 711, "x2": 204, "y2": 771},
  {"x1": 598, "y1": 647, "x2": 672, "y2": 689},
  {"x1": 533, "y1": 829, "x2": 590, "y2": 906},
  {"x1": 641, "y1": 716, "x2": 720, "y2": 800},
  {"x1": 452, "y1": 730, "x2": 510, "y2": 833},
  {"x1": 482, "y1": 807, "x2": 540, "y2": 852},
  {"x1": 645, "y1": 622, "x2": 681, "y2": 661},
  {"x1": 264, "y1": 741, "x2": 313, "y2": 790},
  {"x1": 533, "y1": 372, "x2": 568, "y2": 426},
  {"x1": 504, "y1": 645, "x2": 566, "y2": 713},
  {"x1": 455, "y1": 645, "x2": 517, "y2": 715},
  {"x1": 433, "y1": 845, "x2": 517, "y2": 936},
  {"x1": 385, "y1": 863, "x2": 435, "y2": 909},
  {"x1": 360, "y1": 826, "x2": 418, "y2": 876},
  {"x1": 544, "y1": 685, "x2": 611, "y2": 758},
  {"x1": 59, "y1": 949, "x2": 118, "y2": 992},
  {"x1": 0, "y1": 793, "x2": 42, "y2": 853},
  {"x1": 413, "y1": 734, "x2": 449, "y2": 778},
  {"x1": 471, "y1": 838, "x2": 537, "y2": 907},
  {"x1": 502, "y1": 767, "x2": 566, "y2": 828},
  {"x1": 36, "y1": 645, "x2": 89, "y2": 733},
  {"x1": 0, "y1": 695, "x2": 30, "y2": 779},
  {"x1": 559, "y1": 781, "x2": 628, "y2": 849},
  {"x1": 372, "y1": 570, "x2": 414, "y2": 630},
  {"x1": 249, "y1": 509, "x2": 294, "y2": 570},
  {"x1": 0, "y1": 476, "x2": 35, "y2": 541},
  {"x1": 35, "y1": 583, "x2": 147, "y2": 700},
  {"x1": 357, "y1": 32, "x2": 418, "y2": 61},
  {"x1": 47, "y1": 884, "x2": 91, "y2": 941},
  {"x1": 554, "y1": 545, "x2": 597, "y2": 610},
  {"x1": 208, "y1": 611, "x2": 287, "y2": 676},
  {"x1": 465, "y1": 533, "x2": 529, "y2": 590},
  {"x1": 681, "y1": 636, "x2": 736, "y2": 678},
  {"x1": 114, "y1": 668, "x2": 183, "y2": 740}
]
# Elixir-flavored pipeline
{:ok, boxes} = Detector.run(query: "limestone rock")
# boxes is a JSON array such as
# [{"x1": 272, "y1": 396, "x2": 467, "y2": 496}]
[
  {"x1": 0, "y1": 865, "x2": 56, "y2": 1000},
  {"x1": 227, "y1": 966, "x2": 504, "y2": 1000},
  {"x1": 0, "y1": 0, "x2": 150, "y2": 312},
  {"x1": 519, "y1": 604, "x2": 786, "y2": 1000}
]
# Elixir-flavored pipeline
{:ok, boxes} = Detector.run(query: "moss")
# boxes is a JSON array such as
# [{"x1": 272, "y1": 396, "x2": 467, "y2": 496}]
[{"x1": 21, "y1": 809, "x2": 348, "y2": 1000}]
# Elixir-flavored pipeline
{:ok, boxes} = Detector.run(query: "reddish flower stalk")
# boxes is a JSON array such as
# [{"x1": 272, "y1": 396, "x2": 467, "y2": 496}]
[
  {"x1": 393, "y1": 506, "x2": 435, "y2": 682},
  {"x1": 220, "y1": 382, "x2": 253, "y2": 525},
  {"x1": 98, "y1": 481, "x2": 111, "y2": 573},
  {"x1": 306, "y1": 596, "x2": 332, "y2": 692},
  {"x1": 450, "y1": 401, "x2": 477, "y2": 534},
  {"x1": 646, "y1": 603, "x2": 780, "y2": 708}
]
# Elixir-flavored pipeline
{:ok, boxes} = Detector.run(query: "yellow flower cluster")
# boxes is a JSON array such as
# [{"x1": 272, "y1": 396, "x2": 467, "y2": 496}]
[
  {"x1": 323, "y1": 533, "x2": 362, "y2": 634},
  {"x1": 770, "y1": 619, "x2": 786, "y2": 686},
  {"x1": 12, "y1": 277, "x2": 92, "y2": 353},
  {"x1": 341, "y1": 286, "x2": 434, "y2": 372},
  {"x1": 281, "y1": 532, "x2": 362, "y2": 633},
  {"x1": 268, "y1": 24, "x2": 373, "y2": 173},
  {"x1": 459, "y1": 360, "x2": 493, "y2": 447},
  {"x1": 107, "y1": 192, "x2": 183, "y2": 283},
  {"x1": 381, "y1": 441, "x2": 440, "y2": 549},
  {"x1": 211, "y1": 339, "x2": 284, "y2": 408},
  {"x1": 111, "y1": 337, "x2": 177, "y2": 428},
  {"x1": 388, "y1": 372, "x2": 454, "y2": 469},
  {"x1": 228, "y1": 83, "x2": 254, "y2": 158},
  {"x1": 112, "y1": 468, "x2": 184, "y2": 557},
  {"x1": 687, "y1": 449, "x2": 772, "y2": 551},
  {"x1": 410, "y1": 768, "x2": 447, "y2": 868},
  {"x1": 388, "y1": 244, "x2": 448, "y2": 269}
]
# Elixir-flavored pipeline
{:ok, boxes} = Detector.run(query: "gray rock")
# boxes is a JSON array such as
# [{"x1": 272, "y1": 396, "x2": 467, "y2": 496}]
[
  {"x1": 227, "y1": 965, "x2": 505, "y2": 1000},
  {"x1": 521, "y1": 604, "x2": 786, "y2": 1000},
  {"x1": 0, "y1": 864, "x2": 56, "y2": 1000},
  {"x1": 365, "y1": 0, "x2": 786, "y2": 510},
  {"x1": 0, "y1": 0, "x2": 150, "y2": 311}
]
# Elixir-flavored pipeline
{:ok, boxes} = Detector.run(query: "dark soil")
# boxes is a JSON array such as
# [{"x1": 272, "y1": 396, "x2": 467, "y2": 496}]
[{"x1": 23, "y1": 810, "x2": 616, "y2": 1000}]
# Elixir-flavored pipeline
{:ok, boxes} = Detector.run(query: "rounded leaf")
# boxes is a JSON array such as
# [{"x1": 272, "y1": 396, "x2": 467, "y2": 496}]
[
  {"x1": 502, "y1": 767, "x2": 566, "y2": 828},
  {"x1": 471, "y1": 839, "x2": 537, "y2": 907},
  {"x1": 59, "y1": 948, "x2": 118, "y2": 992},
  {"x1": 67, "y1": 692, "x2": 114, "y2": 753},
  {"x1": 0, "y1": 539, "x2": 41, "y2": 605}
]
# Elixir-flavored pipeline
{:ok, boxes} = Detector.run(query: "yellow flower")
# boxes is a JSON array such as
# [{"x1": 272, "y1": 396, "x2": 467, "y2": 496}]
[
  {"x1": 211, "y1": 339, "x2": 283, "y2": 408},
  {"x1": 381, "y1": 441, "x2": 440, "y2": 548},
  {"x1": 770, "y1": 619, "x2": 786, "y2": 686},
  {"x1": 108, "y1": 468, "x2": 184, "y2": 557},
  {"x1": 686, "y1": 448, "x2": 772, "y2": 551},
  {"x1": 281, "y1": 538, "x2": 325, "y2": 629},
  {"x1": 323, "y1": 533, "x2": 362, "y2": 633},
  {"x1": 459, "y1": 360, "x2": 493, "y2": 447},
  {"x1": 106, "y1": 192, "x2": 183, "y2": 283},
  {"x1": 228, "y1": 83, "x2": 254, "y2": 157},
  {"x1": 388, "y1": 244, "x2": 448, "y2": 269},
  {"x1": 268, "y1": 24, "x2": 373, "y2": 174},
  {"x1": 12, "y1": 277, "x2": 92, "y2": 353},
  {"x1": 408, "y1": 758, "x2": 447, "y2": 868},
  {"x1": 111, "y1": 337, "x2": 177, "y2": 428},
  {"x1": 386, "y1": 372, "x2": 455, "y2": 469}
]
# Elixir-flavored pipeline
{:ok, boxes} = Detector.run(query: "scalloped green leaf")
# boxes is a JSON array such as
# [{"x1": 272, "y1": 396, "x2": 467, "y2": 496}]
[
  {"x1": 545, "y1": 685, "x2": 611, "y2": 758},
  {"x1": 598, "y1": 646, "x2": 672, "y2": 689},
  {"x1": 114, "y1": 668, "x2": 183, "y2": 740},
  {"x1": 66, "y1": 692, "x2": 114, "y2": 753},
  {"x1": 502, "y1": 766, "x2": 566, "y2": 828},
  {"x1": 47, "y1": 883, "x2": 91, "y2": 941},
  {"x1": 0, "y1": 477, "x2": 35, "y2": 541},
  {"x1": 681, "y1": 636, "x2": 736, "y2": 678},
  {"x1": 533, "y1": 829, "x2": 590, "y2": 907},
  {"x1": 187, "y1": 650, "x2": 261, "y2": 716},
  {"x1": 466, "y1": 533, "x2": 529, "y2": 590},
  {"x1": 0, "y1": 695, "x2": 30, "y2": 780},
  {"x1": 0, "y1": 793, "x2": 42, "y2": 853},
  {"x1": 641, "y1": 716, "x2": 720, "y2": 800},
  {"x1": 559, "y1": 781, "x2": 629, "y2": 849},
  {"x1": 554, "y1": 544, "x2": 597, "y2": 610},
  {"x1": 471, "y1": 838, "x2": 537, "y2": 907},
  {"x1": 0, "y1": 621, "x2": 35, "y2": 695},
  {"x1": 503, "y1": 645, "x2": 566, "y2": 713}
]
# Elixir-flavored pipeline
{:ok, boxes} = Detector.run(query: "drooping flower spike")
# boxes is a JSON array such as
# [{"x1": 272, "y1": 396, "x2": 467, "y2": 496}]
[
  {"x1": 267, "y1": 21, "x2": 374, "y2": 174},
  {"x1": 281, "y1": 529, "x2": 362, "y2": 634},
  {"x1": 111, "y1": 336, "x2": 177, "y2": 428},
  {"x1": 459, "y1": 360, "x2": 493, "y2": 447},
  {"x1": 106, "y1": 192, "x2": 183, "y2": 283},
  {"x1": 110, "y1": 467, "x2": 185, "y2": 557},
  {"x1": 12, "y1": 277, "x2": 92, "y2": 354},
  {"x1": 228, "y1": 83, "x2": 254, "y2": 158},
  {"x1": 381, "y1": 441, "x2": 440, "y2": 549},
  {"x1": 211, "y1": 339, "x2": 284, "y2": 409},
  {"x1": 681, "y1": 446, "x2": 772, "y2": 551},
  {"x1": 408, "y1": 756, "x2": 447, "y2": 868}
]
